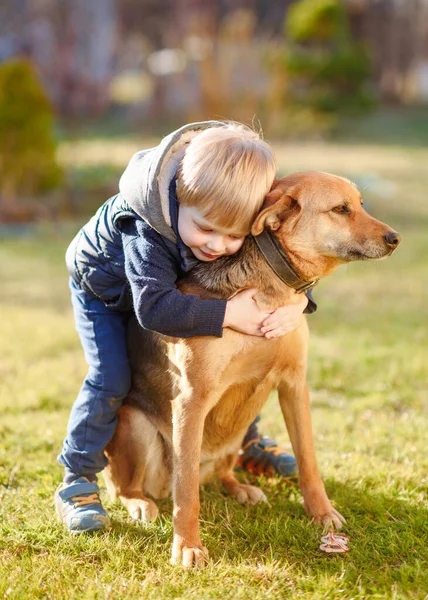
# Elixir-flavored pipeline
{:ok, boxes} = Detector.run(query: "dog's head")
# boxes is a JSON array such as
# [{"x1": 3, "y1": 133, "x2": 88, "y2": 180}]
[{"x1": 251, "y1": 171, "x2": 401, "y2": 279}]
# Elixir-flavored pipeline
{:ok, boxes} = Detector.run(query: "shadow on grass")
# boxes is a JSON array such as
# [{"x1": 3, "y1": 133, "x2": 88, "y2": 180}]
[
  {"x1": 196, "y1": 476, "x2": 428, "y2": 592},
  {"x1": 3, "y1": 474, "x2": 426, "y2": 597},
  {"x1": 104, "y1": 476, "x2": 428, "y2": 569},
  {"x1": 105, "y1": 476, "x2": 426, "y2": 592}
]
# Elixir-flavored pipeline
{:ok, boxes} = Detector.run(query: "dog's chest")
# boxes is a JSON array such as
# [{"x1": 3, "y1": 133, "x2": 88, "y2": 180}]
[
  {"x1": 220, "y1": 338, "x2": 290, "y2": 387},
  {"x1": 200, "y1": 436, "x2": 242, "y2": 463}
]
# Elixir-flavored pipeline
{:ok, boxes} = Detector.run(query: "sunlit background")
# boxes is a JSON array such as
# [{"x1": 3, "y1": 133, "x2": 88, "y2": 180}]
[
  {"x1": 1, "y1": 3, "x2": 428, "y2": 596},
  {"x1": 1, "y1": 0, "x2": 428, "y2": 222}
]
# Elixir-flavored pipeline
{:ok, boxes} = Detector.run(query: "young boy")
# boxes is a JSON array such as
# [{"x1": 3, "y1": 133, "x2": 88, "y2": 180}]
[{"x1": 56, "y1": 121, "x2": 314, "y2": 533}]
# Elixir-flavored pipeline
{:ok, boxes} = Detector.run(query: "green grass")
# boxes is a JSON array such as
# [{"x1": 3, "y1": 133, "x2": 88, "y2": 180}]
[
  {"x1": 1, "y1": 141, "x2": 428, "y2": 599},
  {"x1": 333, "y1": 106, "x2": 428, "y2": 147}
]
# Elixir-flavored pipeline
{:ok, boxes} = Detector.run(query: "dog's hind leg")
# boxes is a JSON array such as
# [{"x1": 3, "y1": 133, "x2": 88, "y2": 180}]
[
  {"x1": 216, "y1": 452, "x2": 267, "y2": 505},
  {"x1": 104, "y1": 405, "x2": 160, "y2": 524}
]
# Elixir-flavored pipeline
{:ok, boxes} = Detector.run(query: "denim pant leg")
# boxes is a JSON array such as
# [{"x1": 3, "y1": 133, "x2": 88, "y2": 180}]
[
  {"x1": 58, "y1": 279, "x2": 131, "y2": 478},
  {"x1": 243, "y1": 416, "x2": 261, "y2": 446}
]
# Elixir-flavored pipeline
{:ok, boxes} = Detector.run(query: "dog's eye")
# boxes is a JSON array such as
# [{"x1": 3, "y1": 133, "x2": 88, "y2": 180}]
[{"x1": 332, "y1": 205, "x2": 350, "y2": 215}]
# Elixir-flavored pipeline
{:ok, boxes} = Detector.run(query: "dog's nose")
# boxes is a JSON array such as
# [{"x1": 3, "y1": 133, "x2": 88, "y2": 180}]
[{"x1": 384, "y1": 231, "x2": 402, "y2": 248}]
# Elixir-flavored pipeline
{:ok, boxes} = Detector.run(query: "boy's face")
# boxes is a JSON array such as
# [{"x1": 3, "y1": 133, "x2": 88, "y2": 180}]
[{"x1": 178, "y1": 206, "x2": 246, "y2": 261}]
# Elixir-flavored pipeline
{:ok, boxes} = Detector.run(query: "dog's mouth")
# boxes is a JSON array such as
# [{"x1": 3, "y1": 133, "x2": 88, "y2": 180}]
[{"x1": 343, "y1": 245, "x2": 397, "y2": 261}]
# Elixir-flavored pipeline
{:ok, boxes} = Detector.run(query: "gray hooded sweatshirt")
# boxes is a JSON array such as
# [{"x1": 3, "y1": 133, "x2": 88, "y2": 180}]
[{"x1": 66, "y1": 121, "x2": 229, "y2": 338}]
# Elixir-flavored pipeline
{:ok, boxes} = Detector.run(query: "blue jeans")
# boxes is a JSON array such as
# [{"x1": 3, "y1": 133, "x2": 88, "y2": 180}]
[{"x1": 58, "y1": 279, "x2": 132, "y2": 479}]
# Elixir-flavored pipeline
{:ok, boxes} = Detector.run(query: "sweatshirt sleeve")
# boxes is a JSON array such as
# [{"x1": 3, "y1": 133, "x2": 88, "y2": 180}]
[{"x1": 122, "y1": 219, "x2": 227, "y2": 338}]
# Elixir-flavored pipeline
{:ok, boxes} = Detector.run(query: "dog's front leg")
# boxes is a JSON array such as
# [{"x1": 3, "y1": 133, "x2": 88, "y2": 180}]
[
  {"x1": 278, "y1": 378, "x2": 345, "y2": 529},
  {"x1": 170, "y1": 390, "x2": 210, "y2": 568}
]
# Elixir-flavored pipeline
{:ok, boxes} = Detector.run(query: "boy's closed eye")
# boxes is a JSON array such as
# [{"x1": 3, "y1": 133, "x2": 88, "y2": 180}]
[{"x1": 195, "y1": 222, "x2": 244, "y2": 240}]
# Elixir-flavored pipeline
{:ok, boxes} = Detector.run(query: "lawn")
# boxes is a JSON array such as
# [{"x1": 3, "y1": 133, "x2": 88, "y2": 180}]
[{"x1": 0, "y1": 135, "x2": 427, "y2": 599}]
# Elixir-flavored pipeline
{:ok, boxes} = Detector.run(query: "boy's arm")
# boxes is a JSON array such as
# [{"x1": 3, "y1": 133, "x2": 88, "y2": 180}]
[{"x1": 122, "y1": 220, "x2": 227, "y2": 338}]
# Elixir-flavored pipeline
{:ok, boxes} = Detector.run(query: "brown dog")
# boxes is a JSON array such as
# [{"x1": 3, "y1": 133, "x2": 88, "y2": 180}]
[{"x1": 104, "y1": 171, "x2": 401, "y2": 567}]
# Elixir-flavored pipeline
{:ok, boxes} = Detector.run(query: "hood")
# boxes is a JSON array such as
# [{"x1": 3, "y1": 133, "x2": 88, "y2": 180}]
[{"x1": 119, "y1": 120, "x2": 227, "y2": 243}]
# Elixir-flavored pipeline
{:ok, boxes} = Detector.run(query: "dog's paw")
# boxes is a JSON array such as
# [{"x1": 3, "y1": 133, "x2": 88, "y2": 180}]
[
  {"x1": 230, "y1": 483, "x2": 268, "y2": 505},
  {"x1": 305, "y1": 500, "x2": 345, "y2": 529},
  {"x1": 126, "y1": 498, "x2": 159, "y2": 523},
  {"x1": 170, "y1": 535, "x2": 209, "y2": 568},
  {"x1": 315, "y1": 507, "x2": 346, "y2": 530},
  {"x1": 302, "y1": 485, "x2": 345, "y2": 529}
]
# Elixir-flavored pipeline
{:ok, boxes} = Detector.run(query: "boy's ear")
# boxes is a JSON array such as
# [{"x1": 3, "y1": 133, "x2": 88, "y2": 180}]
[{"x1": 251, "y1": 189, "x2": 299, "y2": 236}]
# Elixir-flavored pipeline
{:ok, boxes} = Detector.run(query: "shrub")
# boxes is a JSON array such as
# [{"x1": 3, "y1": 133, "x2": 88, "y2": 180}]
[
  {"x1": 285, "y1": 0, "x2": 373, "y2": 115},
  {"x1": 264, "y1": 0, "x2": 374, "y2": 136},
  {"x1": 0, "y1": 59, "x2": 62, "y2": 212}
]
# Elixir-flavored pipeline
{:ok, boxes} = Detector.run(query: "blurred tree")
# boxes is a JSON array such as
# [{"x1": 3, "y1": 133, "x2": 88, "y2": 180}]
[
  {"x1": 346, "y1": 0, "x2": 428, "y2": 104},
  {"x1": 0, "y1": 59, "x2": 62, "y2": 219},
  {"x1": 266, "y1": 0, "x2": 373, "y2": 135},
  {"x1": 286, "y1": 0, "x2": 373, "y2": 110}
]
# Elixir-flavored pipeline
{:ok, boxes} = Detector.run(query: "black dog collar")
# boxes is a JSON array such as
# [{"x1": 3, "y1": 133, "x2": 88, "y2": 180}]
[{"x1": 252, "y1": 230, "x2": 318, "y2": 293}]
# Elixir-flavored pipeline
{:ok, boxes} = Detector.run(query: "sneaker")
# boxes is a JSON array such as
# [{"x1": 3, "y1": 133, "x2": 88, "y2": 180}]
[
  {"x1": 236, "y1": 437, "x2": 297, "y2": 477},
  {"x1": 55, "y1": 477, "x2": 111, "y2": 533}
]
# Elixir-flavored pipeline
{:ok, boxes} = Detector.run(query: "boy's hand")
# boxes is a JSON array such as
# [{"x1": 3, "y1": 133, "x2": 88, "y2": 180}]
[
  {"x1": 224, "y1": 288, "x2": 272, "y2": 336},
  {"x1": 260, "y1": 294, "x2": 308, "y2": 339}
]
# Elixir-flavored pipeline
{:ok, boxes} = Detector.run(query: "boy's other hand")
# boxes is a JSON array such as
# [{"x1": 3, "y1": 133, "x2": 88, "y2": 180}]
[
  {"x1": 224, "y1": 288, "x2": 272, "y2": 336},
  {"x1": 260, "y1": 294, "x2": 308, "y2": 339}
]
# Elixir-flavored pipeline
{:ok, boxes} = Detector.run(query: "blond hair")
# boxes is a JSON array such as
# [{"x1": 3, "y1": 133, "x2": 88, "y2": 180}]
[{"x1": 176, "y1": 123, "x2": 276, "y2": 234}]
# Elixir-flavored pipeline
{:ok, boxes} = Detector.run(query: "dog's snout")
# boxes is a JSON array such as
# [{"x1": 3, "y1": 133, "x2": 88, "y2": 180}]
[{"x1": 384, "y1": 231, "x2": 401, "y2": 248}]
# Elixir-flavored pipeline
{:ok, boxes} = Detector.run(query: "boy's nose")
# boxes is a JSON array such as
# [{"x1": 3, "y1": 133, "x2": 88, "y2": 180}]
[{"x1": 207, "y1": 236, "x2": 226, "y2": 253}]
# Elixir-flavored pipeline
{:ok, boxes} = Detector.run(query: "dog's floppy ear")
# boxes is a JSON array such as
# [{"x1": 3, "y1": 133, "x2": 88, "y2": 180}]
[{"x1": 251, "y1": 187, "x2": 299, "y2": 236}]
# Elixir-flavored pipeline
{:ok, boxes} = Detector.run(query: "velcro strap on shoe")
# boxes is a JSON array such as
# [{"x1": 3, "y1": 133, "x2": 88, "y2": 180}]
[{"x1": 58, "y1": 482, "x2": 100, "y2": 501}]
